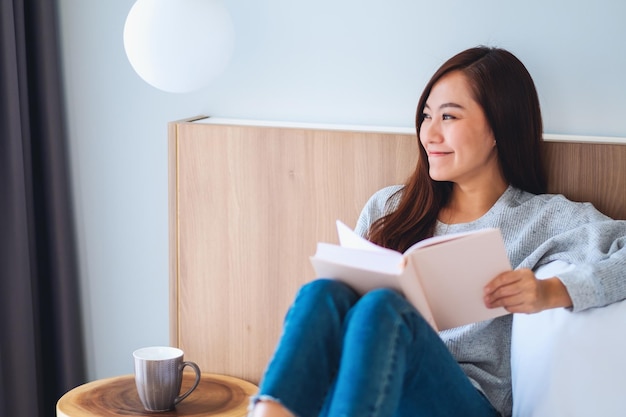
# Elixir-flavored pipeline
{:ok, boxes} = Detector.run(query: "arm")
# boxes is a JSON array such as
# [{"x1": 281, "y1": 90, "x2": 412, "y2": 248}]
[
  {"x1": 518, "y1": 218, "x2": 626, "y2": 312},
  {"x1": 497, "y1": 196, "x2": 626, "y2": 313}
]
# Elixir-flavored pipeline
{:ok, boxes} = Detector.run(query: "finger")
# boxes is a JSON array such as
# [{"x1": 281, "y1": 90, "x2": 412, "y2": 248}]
[
  {"x1": 485, "y1": 291, "x2": 525, "y2": 308},
  {"x1": 486, "y1": 289, "x2": 544, "y2": 313},
  {"x1": 484, "y1": 271, "x2": 524, "y2": 295},
  {"x1": 484, "y1": 279, "x2": 528, "y2": 306}
]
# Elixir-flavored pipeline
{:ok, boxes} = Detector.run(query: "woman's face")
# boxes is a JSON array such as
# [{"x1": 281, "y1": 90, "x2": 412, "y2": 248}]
[{"x1": 419, "y1": 71, "x2": 501, "y2": 187}]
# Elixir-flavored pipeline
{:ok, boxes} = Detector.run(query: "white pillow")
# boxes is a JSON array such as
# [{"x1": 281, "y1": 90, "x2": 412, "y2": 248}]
[{"x1": 511, "y1": 261, "x2": 626, "y2": 417}]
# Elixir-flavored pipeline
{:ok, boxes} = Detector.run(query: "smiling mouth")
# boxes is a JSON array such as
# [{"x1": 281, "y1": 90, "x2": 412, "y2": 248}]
[{"x1": 428, "y1": 151, "x2": 453, "y2": 157}]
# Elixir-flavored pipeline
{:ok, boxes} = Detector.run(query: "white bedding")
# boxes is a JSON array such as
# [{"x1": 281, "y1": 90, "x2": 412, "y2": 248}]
[{"x1": 511, "y1": 261, "x2": 626, "y2": 417}]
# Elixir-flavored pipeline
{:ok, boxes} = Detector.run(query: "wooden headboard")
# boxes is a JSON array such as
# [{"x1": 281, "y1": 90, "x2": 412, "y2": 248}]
[{"x1": 169, "y1": 117, "x2": 626, "y2": 385}]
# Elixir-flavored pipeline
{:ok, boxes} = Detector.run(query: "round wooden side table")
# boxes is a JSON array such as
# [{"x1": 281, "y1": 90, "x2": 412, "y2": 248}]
[{"x1": 56, "y1": 372, "x2": 258, "y2": 417}]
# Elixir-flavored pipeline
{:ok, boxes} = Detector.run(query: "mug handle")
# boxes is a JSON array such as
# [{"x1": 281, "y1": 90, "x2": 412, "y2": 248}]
[{"x1": 174, "y1": 361, "x2": 201, "y2": 406}]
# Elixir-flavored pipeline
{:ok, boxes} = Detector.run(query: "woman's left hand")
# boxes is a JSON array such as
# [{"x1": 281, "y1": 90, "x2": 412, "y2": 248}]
[{"x1": 483, "y1": 268, "x2": 573, "y2": 313}]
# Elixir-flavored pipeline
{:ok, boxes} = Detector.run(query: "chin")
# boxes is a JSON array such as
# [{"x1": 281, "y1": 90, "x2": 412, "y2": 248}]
[{"x1": 428, "y1": 170, "x2": 451, "y2": 182}]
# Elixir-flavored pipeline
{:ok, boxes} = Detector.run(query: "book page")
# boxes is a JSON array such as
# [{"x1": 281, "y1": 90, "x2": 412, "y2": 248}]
[
  {"x1": 309, "y1": 221, "x2": 405, "y2": 295},
  {"x1": 397, "y1": 261, "x2": 438, "y2": 331},
  {"x1": 310, "y1": 256, "x2": 404, "y2": 295},
  {"x1": 312, "y1": 243, "x2": 404, "y2": 275},
  {"x1": 404, "y1": 228, "x2": 493, "y2": 253},
  {"x1": 408, "y1": 229, "x2": 510, "y2": 330},
  {"x1": 336, "y1": 220, "x2": 398, "y2": 255}
]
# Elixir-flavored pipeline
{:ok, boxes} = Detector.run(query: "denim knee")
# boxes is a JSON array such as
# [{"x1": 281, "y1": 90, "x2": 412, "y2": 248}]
[
  {"x1": 344, "y1": 288, "x2": 427, "y2": 340},
  {"x1": 280, "y1": 279, "x2": 360, "y2": 336},
  {"x1": 297, "y1": 278, "x2": 357, "y2": 298},
  {"x1": 360, "y1": 287, "x2": 404, "y2": 303},
  {"x1": 294, "y1": 279, "x2": 359, "y2": 309},
  {"x1": 355, "y1": 288, "x2": 410, "y2": 316}
]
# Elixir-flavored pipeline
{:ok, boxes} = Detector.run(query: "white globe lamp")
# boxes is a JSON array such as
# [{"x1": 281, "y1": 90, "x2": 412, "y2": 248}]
[{"x1": 123, "y1": 0, "x2": 235, "y2": 93}]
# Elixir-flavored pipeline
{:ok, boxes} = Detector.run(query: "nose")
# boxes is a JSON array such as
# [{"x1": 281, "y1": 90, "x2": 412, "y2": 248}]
[{"x1": 420, "y1": 118, "x2": 442, "y2": 145}]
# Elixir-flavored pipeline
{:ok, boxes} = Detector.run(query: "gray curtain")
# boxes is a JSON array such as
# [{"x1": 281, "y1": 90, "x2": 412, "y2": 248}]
[{"x1": 1, "y1": 1, "x2": 86, "y2": 416}]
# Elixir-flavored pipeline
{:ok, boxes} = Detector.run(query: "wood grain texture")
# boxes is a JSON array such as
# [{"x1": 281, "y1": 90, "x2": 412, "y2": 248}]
[
  {"x1": 56, "y1": 373, "x2": 257, "y2": 417},
  {"x1": 544, "y1": 141, "x2": 626, "y2": 220},
  {"x1": 169, "y1": 119, "x2": 626, "y2": 387},
  {"x1": 169, "y1": 116, "x2": 211, "y2": 347},
  {"x1": 169, "y1": 121, "x2": 418, "y2": 384}
]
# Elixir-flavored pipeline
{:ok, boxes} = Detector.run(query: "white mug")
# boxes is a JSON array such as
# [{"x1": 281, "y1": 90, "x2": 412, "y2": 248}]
[{"x1": 133, "y1": 346, "x2": 201, "y2": 412}]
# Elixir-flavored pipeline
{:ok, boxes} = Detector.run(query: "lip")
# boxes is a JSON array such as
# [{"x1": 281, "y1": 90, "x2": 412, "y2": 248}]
[{"x1": 427, "y1": 150, "x2": 453, "y2": 157}]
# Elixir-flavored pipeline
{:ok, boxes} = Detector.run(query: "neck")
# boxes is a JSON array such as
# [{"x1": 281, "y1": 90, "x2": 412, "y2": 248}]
[{"x1": 441, "y1": 180, "x2": 509, "y2": 224}]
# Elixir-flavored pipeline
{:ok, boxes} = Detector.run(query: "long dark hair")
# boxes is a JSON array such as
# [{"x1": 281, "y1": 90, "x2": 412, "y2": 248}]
[{"x1": 368, "y1": 46, "x2": 546, "y2": 252}]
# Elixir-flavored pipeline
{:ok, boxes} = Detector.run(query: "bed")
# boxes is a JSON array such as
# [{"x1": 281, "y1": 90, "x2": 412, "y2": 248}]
[{"x1": 168, "y1": 116, "x2": 626, "y2": 416}]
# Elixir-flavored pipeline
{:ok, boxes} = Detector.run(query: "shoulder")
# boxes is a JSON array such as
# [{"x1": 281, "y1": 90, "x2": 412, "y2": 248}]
[
  {"x1": 354, "y1": 185, "x2": 404, "y2": 237},
  {"x1": 366, "y1": 185, "x2": 404, "y2": 210},
  {"x1": 504, "y1": 187, "x2": 611, "y2": 222}
]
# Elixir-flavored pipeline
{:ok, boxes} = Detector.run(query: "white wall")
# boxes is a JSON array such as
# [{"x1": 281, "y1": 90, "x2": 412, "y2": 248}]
[{"x1": 57, "y1": 0, "x2": 626, "y2": 380}]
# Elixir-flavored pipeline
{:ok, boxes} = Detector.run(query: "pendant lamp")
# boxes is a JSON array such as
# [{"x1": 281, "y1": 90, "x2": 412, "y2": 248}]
[{"x1": 123, "y1": 0, "x2": 235, "y2": 93}]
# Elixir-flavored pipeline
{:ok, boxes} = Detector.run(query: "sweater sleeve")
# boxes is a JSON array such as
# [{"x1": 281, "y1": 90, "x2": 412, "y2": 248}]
[
  {"x1": 550, "y1": 221, "x2": 626, "y2": 312},
  {"x1": 523, "y1": 201, "x2": 626, "y2": 312}
]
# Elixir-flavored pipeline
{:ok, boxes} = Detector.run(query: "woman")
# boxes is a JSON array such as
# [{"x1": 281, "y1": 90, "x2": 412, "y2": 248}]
[{"x1": 248, "y1": 46, "x2": 626, "y2": 417}]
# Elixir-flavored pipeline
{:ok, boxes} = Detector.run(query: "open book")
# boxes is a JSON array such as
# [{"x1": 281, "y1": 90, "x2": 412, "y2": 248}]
[{"x1": 310, "y1": 221, "x2": 512, "y2": 331}]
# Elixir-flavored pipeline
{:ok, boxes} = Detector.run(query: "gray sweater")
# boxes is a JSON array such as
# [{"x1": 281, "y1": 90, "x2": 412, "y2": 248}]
[{"x1": 355, "y1": 185, "x2": 626, "y2": 417}]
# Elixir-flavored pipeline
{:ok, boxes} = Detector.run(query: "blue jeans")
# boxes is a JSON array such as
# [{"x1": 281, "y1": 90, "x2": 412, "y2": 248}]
[{"x1": 251, "y1": 279, "x2": 500, "y2": 417}]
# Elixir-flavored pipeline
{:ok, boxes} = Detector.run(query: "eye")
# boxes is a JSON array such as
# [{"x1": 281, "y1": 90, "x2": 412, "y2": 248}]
[
  {"x1": 421, "y1": 112, "x2": 431, "y2": 121},
  {"x1": 442, "y1": 113, "x2": 456, "y2": 120}
]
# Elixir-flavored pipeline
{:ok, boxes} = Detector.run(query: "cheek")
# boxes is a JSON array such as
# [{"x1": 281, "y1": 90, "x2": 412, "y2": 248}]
[
  {"x1": 472, "y1": 141, "x2": 499, "y2": 165},
  {"x1": 454, "y1": 136, "x2": 495, "y2": 165},
  {"x1": 469, "y1": 127, "x2": 496, "y2": 152}
]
